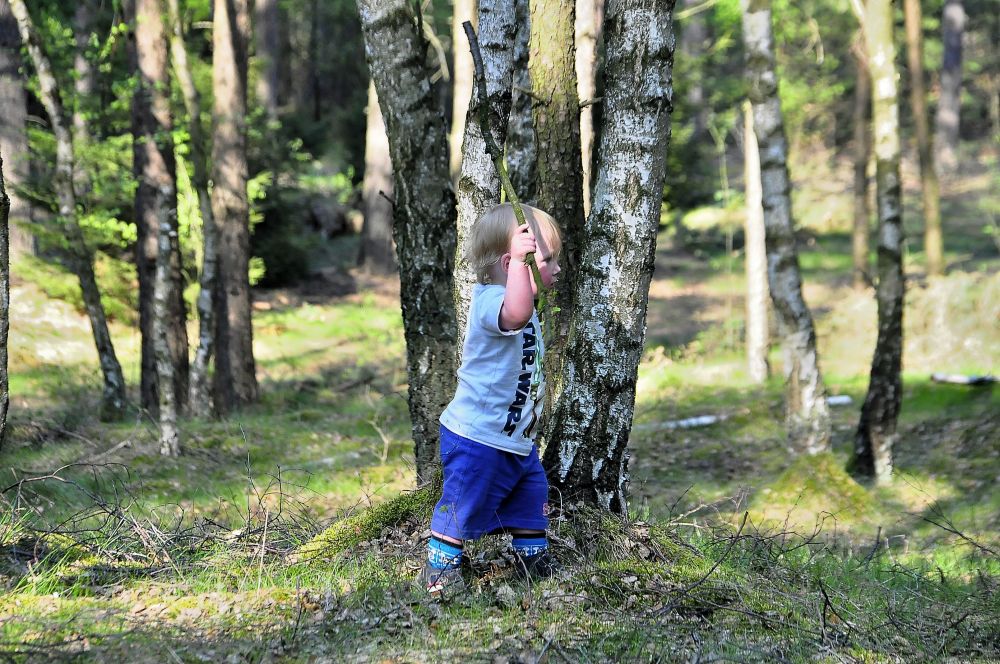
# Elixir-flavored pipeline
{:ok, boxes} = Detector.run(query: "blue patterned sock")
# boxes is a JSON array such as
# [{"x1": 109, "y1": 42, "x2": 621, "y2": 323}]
[
  {"x1": 427, "y1": 536, "x2": 463, "y2": 570},
  {"x1": 512, "y1": 535, "x2": 548, "y2": 558}
]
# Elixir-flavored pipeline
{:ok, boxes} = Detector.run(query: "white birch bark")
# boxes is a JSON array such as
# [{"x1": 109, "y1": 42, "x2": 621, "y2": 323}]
[
  {"x1": 741, "y1": 0, "x2": 830, "y2": 455},
  {"x1": 542, "y1": 0, "x2": 675, "y2": 513},
  {"x1": 358, "y1": 0, "x2": 459, "y2": 484},
  {"x1": 454, "y1": 0, "x2": 516, "y2": 349},
  {"x1": 10, "y1": 0, "x2": 128, "y2": 421},
  {"x1": 743, "y1": 101, "x2": 769, "y2": 384},
  {"x1": 154, "y1": 215, "x2": 181, "y2": 455},
  {"x1": 576, "y1": 0, "x2": 603, "y2": 216}
]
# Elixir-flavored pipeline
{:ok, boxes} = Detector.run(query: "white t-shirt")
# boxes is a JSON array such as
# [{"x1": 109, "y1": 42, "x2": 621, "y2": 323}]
[{"x1": 440, "y1": 284, "x2": 545, "y2": 456}]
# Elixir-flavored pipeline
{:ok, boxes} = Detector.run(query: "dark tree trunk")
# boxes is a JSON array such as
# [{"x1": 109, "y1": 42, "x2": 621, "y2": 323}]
[
  {"x1": 852, "y1": 0, "x2": 905, "y2": 484},
  {"x1": 10, "y1": 0, "x2": 127, "y2": 421},
  {"x1": 851, "y1": 41, "x2": 872, "y2": 291},
  {"x1": 0, "y1": 0, "x2": 33, "y2": 257},
  {"x1": 167, "y1": 0, "x2": 218, "y2": 418},
  {"x1": 935, "y1": 0, "x2": 964, "y2": 176},
  {"x1": 255, "y1": 0, "x2": 281, "y2": 119},
  {"x1": 358, "y1": 81, "x2": 395, "y2": 275},
  {"x1": 741, "y1": 0, "x2": 831, "y2": 455},
  {"x1": 357, "y1": 0, "x2": 459, "y2": 485},
  {"x1": 131, "y1": 0, "x2": 189, "y2": 418},
  {"x1": 542, "y1": 0, "x2": 676, "y2": 513},
  {"x1": 0, "y1": 153, "x2": 9, "y2": 449},
  {"x1": 454, "y1": 0, "x2": 516, "y2": 347},
  {"x1": 506, "y1": 0, "x2": 537, "y2": 202},
  {"x1": 212, "y1": 0, "x2": 258, "y2": 413},
  {"x1": 903, "y1": 0, "x2": 943, "y2": 277}
]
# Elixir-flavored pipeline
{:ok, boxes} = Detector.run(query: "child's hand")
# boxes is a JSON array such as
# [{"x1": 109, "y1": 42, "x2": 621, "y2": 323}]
[{"x1": 509, "y1": 224, "x2": 536, "y2": 263}]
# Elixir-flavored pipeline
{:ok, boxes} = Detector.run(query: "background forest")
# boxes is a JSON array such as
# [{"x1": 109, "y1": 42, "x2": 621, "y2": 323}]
[{"x1": 0, "y1": 0, "x2": 997, "y2": 661}]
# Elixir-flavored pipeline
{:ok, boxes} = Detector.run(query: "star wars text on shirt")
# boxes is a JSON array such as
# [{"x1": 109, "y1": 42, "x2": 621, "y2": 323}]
[{"x1": 503, "y1": 322, "x2": 538, "y2": 437}]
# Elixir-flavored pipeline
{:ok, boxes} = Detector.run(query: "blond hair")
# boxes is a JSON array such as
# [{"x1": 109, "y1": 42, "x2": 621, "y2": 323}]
[{"x1": 465, "y1": 203, "x2": 562, "y2": 284}]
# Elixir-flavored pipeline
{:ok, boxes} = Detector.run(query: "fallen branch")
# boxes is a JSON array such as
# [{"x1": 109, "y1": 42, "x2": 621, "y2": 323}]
[{"x1": 930, "y1": 373, "x2": 997, "y2": 386}]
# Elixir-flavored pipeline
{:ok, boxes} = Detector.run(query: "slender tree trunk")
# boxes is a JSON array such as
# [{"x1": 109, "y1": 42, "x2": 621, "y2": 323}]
[
  {"x1": 358, "y1": 0, "x2": 459, "y2": 485},
  {"x1": 71, "y1": 3, "x2": 97, "y2": 154},
  {"x1": 935, "y1": 0, "x2": 964, "y2": 176},
  {"x1": 903, "y1": 0, "x2": 943, "y2": 277},
  {"x1": 542, "y1": 0, "x2": 675, "y2": 513},
  {"x1": 255, "y1": 0, "x2": 281, "y2": 119},
  {"x1": 576, "y1": 0, "x2": 603, "y2": 216},
  {"x1": 10, "y1": 0, "x2": 127, "y2": 421},
  {"x1": 679, "y1": 0, "x2": 708, "y2": 139},
  {"x1": 851, "y1": 41, "x2": 872, "y2": 291},
  {"x1": 743, "y1": 101, "x2": 769, "y2": 384},
  {"x1": 530, "y1": 0, "x2": 586, "y2": 433},
  {"x1": 358, "y1": 82, "x2": 395, "y2": 275},
  {"x1": 0, "y1": 0, "x2": 33, "y2": 257},
  {"x1": 450, "y1": 0, "x2": 477, "y2": 181},
  {"x1": 0, "y1": 153, "x2": 9, "y2": 449},
  {"x1": 212, "y1": 0, "x2": 257, "y2": 413},
  {"x1": 132, "y1": 0, "x2": 186, "y2": 450},
  {"x1": 454, "y1": 0, "x2": 516, "y2": 348},
  {"x1": 852, "y1": 0, "x2": 905, "y2": 484},
  {"x1": 506, "y1": 0, "x2": 537, "y2": 202},
  {"x1": 167, "y1": 0, "x2": 218, "y2": 418},
  {"x1": 131, "y1": 0, "x2": 189, "y2": 418},
  {"x1": 741, "y1": 0, "x2": 830, "y2": 456}
]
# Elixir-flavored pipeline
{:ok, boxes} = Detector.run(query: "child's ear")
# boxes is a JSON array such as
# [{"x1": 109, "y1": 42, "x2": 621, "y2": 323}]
[{"x1": 500, "y1": 253, "x2": 512, "y2": 273}]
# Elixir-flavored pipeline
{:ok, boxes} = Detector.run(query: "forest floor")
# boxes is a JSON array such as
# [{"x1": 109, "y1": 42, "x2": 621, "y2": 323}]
[{"x1": 1, "y1": 146, "x2": 999, "y2": 662}]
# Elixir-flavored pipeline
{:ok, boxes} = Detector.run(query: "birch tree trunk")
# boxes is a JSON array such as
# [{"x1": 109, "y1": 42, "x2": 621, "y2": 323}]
[
  {"x1": 506, "y1": 0, "x2": 537, "y2": 202},
  {"x1": 576, "y1": 0, "x2": 603, "y2": 217},
  {"x1": 154, "y1": 216, "x2": 181, "y2": 455},
  {"x1": 212, "y1": 0, "x2": 258, "y2": 413},
  {"x1": 167, "y1": 0, "x2": 218, "y2": 418},
  {"x1": 0, "y1": 153, "x2": 9, "y2": 449},
  {"x1": 542, "y1": 0, "x2": 675, "y2": 513},
  {"x1": 132, "y1": 0, "x2": 189, "y2": 418},
  {"x1": 903, "y1": 0, "x2": 943, "y2": 277},
  {"x1": 0, "y1": 0, "x2": 33, "y2": 257},
  {"x1": 10, "y1": 0, "x2": 127, "y2": 421},
  {"x1": 454, "y1": 0, "x2": 516, "y2": 347},
  {"x1": 741, "y1": 0, "x2": 830, "y2": 456},
  {"x1": 450, "y1": 0, "x2": 477, "y2": 181},
  {"x1": 743, "y1": 101, "x2": 769, "y2": 384},
  {"x1": 358, "y1": 0, "x2": 459, "y2": 485},
  {"x1": 255, "y1": 0, "x2": 281, "y2": 119},
  {"x1": 358, "y1": 82, "x2": 395, "y2": 275},
  {"x1": 852, "y1": 41, "x2": 872, "y2": 291},
  {"x1": 530, "y1": 0, "x2": 586, "y2": 428},
  {"x1": 71, "y1": 3, "x2": 97, "y2": 159},
  {"x1": 852, "y1": 0, "x2": 905, "y2": 484},
  {"x1": 935, "y1": 0, "x2": 964, "y2": 176}
]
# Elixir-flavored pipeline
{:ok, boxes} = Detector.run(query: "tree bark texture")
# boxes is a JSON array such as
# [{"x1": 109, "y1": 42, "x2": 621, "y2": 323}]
[
  {"x1": 212, "y1": 0, "x2": 258, "y2": 413},
  {"x1": 450, "y1": 0, "x2": 477, "y2": 181},
  {"x1": 743, "y1": 101, "x2": 769, "y2": 384},
  {"x1": 10, "y1": 0, "x2": 127, "y2": 421},
  {"x1": 741, "y1": 0, "x2": 831, "y2": 456},
  {"x1": 935, "y1": 0, "x2": 964, "y2": 175},
  {"x1": 167, "y1": 0, "x2": 218, "y2": 418},
  {"x1": 506, "y1": 0, "x2": 538, "y2": 203},
  {"x1": 358, "y1": 0, "x2": 459, "y2": 485},
  {"x1": 853, "y1": 0, "x2": 905, "y2": 484},
  {"x1": 576, "y1": 0, "x2": 604, "y2": 217},
  {"x1": 454, "y1": 0, "x2": 516, "y2": 349},
  {"x1": 852, "y1": 42, "x2": 872, "y2": 291},
  {"x1": 0, "y1": 154, "x2": 10, "y2": 448},
  {"x1": 154, "y1": 215, "x2": 181, "y2": 455},
  {"x1": 358, "y1": 81, "x2": 395, "y2": 275},
  {"x1": 903, "y1": 0, "x2": 942, "y2": 277},
  {"x1": 255, "y1": 0, "x2": 282, "y2": 119},
  {"x1": 0, "y1": 0, "x2": 33, "y2": 257},
  {"x1": 541, "y1": 0, "x2": 675, "y2": 513},
  {"x1": 529, "y1": 0, "x2": 586, "y2": 427},
  {"x1": 71, "y1": 3, "x2": 97, "y2": 154},
  {"x1": 132, "y1": 0, "x2": 189, "y2": 417}
]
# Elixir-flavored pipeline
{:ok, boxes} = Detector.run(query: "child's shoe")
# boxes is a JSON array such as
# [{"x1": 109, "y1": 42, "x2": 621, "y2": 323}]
[
  {"x1": 511, "y1": 550, "x2": 560, "y2": 581},
  {"x1": 419, "y1": 562, "x2": 466, "y2": 598}
]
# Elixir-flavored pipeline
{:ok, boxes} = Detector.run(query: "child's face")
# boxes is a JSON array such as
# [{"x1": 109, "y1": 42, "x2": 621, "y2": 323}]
[{"x1": 534, "y1": 243, "x2": 561, "y2": 293}]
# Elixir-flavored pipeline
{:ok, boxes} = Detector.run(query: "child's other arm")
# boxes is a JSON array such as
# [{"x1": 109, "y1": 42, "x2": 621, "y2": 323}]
[{"x1": 499, "y1": 224, "x2": 536, "y2": 331}]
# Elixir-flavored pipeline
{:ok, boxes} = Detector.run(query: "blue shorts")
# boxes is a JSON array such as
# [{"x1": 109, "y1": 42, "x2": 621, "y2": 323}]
[{"x1": 430, "y1": 425, "x2": 549, "y2": 540}]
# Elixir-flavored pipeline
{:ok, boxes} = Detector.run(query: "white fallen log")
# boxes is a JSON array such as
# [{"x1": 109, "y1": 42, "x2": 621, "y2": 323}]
[{"x1": 930, "y1": 373, "x2": 997, "y2": 386}]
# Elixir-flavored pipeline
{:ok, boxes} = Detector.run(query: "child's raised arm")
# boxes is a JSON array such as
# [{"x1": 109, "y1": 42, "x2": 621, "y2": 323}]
[{"x1": 499, "y1": 224, "x2": 536, "y2": 331}]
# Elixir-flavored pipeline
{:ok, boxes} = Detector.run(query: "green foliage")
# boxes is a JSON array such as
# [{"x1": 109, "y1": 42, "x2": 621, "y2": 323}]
[{"x1": 14, "y1": 254, "x2": 138, "y2": 324}]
